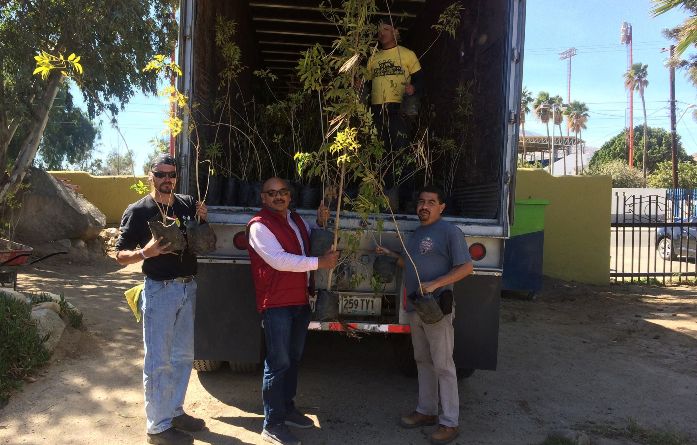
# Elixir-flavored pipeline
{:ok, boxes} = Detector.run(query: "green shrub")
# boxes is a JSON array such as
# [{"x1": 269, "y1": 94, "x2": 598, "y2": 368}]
[
  {"x1": 0, "y1": 293, "x2": 50, "y2": 404},
  {"x1": 648, "y1": 161, "x2": 697, "y2": 189},
  {"x1": 588, "y1": 160, "x2": 645, "y2": 188}
]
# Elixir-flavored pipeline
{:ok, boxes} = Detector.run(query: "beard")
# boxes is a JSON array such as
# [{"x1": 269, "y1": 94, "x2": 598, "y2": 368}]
[
  {"x1": 157, "y1": 183, "x2": 173, "y2": 194},
  {"x1": 417, "y1": 209, "x2": 430, "y2": 221}
]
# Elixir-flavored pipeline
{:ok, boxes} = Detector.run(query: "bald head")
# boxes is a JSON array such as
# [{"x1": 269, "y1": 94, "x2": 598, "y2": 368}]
[{"x1": 261, "y1": 177, "x2": 292, "y2": 214}]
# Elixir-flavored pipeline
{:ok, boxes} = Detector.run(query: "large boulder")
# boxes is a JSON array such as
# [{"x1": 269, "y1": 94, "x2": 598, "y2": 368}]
[
  {"x1": 30, "y1": 307, "x2": 66, "y2": 353},
  {"x1": 11, "y1": 168, "x2": 106, "y2": 244}
]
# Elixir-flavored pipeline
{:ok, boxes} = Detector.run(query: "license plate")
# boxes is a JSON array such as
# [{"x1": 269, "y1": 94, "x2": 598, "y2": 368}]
[{"x1": 340, "y1": 295, "x2": 382, "y2": 316}]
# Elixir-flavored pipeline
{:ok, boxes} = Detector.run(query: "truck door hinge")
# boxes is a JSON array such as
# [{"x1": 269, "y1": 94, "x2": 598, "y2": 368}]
[
  {"x1": 512, "y1": 48, "x2": 520, "y2": 63},
  {"x1": 508, "y1": 111, "x2": 518, "y2": 124},
  {"x1": 504, "y1": 172, "x2": 511, "y2": 185}
]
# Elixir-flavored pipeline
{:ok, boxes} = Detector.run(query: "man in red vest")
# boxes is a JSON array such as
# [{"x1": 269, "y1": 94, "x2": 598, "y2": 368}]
[{"x1": 247, "y1": 177, "x2": 339, "y2": 445}]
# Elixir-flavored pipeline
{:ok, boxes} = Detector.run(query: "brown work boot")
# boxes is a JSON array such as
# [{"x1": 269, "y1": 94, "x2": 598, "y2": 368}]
[
  {"x1": 399, "y1": 411, "x2": 438, "y2": 429},
  {"x1": 430, "y1": 424, "x2": 459, "y2": 445}
]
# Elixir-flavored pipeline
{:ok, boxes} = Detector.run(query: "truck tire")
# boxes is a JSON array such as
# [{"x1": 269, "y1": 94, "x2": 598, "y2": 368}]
[
  {"x1": 391, "y1": 335, "x2": 417, "y2": 377},
  {"x1": 456, "y1": 368, "x2": 475, "y2": 380},
  {"x1": 193, "y1": 360, "x2": 222, "y2": 372},
  {"x1": 228, "y1": 362, "x2": 259, "y2": 373}
]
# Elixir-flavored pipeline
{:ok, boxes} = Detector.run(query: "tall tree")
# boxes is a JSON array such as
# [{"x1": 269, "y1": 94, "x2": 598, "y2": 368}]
[
  {"x1": 0, "y1": 0, "x2": 177, "y2": 202},
  {"x1": 564, "y1": 101, "x2": 590, "y2": 174},
  {"x1": 7, "y1": 85, "x2": 100, "y2": 170},
  {"x1": 625, "y1": 63, "x2": 650, "y2": 180},
  {"x1": 519, "y1": 87, "x2": 533, "y2": 162},
  {"x1": 533, "y1": 91, "x2": 553, "y2": 169},
  {"x1": 590, "y1": 126, "x2": 691, "y2": 172},
  {"x1": 550, "y1": 94, "x2": 565, "y2": 173},
  {"x1": 96, "y1": 147, "x2": 135, "y2": 176}
]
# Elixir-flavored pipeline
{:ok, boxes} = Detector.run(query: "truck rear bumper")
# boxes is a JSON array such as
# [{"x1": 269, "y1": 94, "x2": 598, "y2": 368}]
[{"x1": 308, "y1": 321, "x2": 410, "y2": 333}]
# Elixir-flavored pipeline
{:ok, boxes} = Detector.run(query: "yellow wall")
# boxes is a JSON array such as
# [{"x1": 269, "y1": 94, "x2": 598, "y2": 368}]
[
  {"x1": 49, "y1": 172, "x2": 148, "y2": 225},
  {"x1": 516, "y1": 169, "x2": 611, "y2": 284},
  {"x1": 49, "y1": 169, "x2": 612, "y2": 284}
]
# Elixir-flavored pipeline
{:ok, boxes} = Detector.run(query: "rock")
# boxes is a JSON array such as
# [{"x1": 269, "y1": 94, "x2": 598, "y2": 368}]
[
  {"x1": 549, "y1": 429, "x2": 591, "y2": 445},
  {"x1": 0, "y1": 289, "x2": 30, "y2": 304},
  {"x1": 30, "y1": 307, "x2": 66, "y2": 353},
  {"x1": 54, "y1": 239, "x2": 72, "y2": 251},
  {"x1": 105, "y1": 228, "x2": 119, "y2": 237},
  {"x1": 71, "y1": 239, "x2": 86, "y2": 249},
  {"x1": 33, "y1": 301, "x2": 61, "y2": 314},
  {"x1": 11, "y1": 168, "x2": 106, "y2": 245}
]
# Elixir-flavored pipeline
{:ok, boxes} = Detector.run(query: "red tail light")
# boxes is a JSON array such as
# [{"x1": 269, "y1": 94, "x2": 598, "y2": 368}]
[
  {"x1": 233, "y1": 231, "x2": 248, "y2": 250},
  {"x1": 469, "y1": 243, "x2": 486, "y2": 261}
]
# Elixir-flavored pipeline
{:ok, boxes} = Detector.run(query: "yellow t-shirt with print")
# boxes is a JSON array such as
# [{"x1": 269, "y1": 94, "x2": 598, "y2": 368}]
[{"x1": 367, "y1": 45, "x2": 421, "y2": 105}]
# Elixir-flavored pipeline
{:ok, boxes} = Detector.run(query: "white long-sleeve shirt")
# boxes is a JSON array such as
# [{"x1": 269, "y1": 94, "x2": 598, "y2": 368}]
[{"x1": 248, "y1": 211, "x2": 319, "y2": 273}]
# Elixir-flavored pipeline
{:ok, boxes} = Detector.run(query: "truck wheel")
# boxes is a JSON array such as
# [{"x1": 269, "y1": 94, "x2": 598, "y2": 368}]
[
  {"x1": 228, "y1": 362, "x2": 259, "y2": 373},
  {"x1": 391, "y1": 335, "x2": 417, "y2": 377},
  {"x1": 193, "y1": 360, "x2": 222, "y2": 372},
  {"x1": 456, "y1": 368, "x2": 475, "y2": 380}
]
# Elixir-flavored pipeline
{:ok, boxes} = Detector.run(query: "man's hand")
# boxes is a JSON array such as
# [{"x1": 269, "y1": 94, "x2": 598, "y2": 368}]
[
  {"x1": 420, "y1": 281, "x2": 437, "y2": 295},
  {"x1": 317, "y1": 203, "x2": 330, "y2": 228},
  {"x1": 404, "y1": 83, "x2": 415, "y2": 96},
  {"x1": 142, "y1": 236, "x2": 172, "y2": 258},
  {"x1": 376, "y1": 246, "x2": 394, "y2": 257},
  {"x1": 196, "y1": 201, "x2": 208, "y2": 221},
  {"x1": 317, "y1": 248, "x2": 339, "y2": 269}
]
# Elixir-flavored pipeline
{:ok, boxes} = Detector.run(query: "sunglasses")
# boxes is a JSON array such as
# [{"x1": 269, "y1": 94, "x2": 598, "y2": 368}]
[
  {"x1": 263, "y1": 189, "x2": 291, "y2": 198},
  {"x1": 152, "y1": 171, "x2": 177, "y2": 179}
]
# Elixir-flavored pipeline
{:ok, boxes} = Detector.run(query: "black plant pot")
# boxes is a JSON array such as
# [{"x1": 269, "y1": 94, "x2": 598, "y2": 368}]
[
  {"x1": 148, "y1": 220, "x2": 187, "y2": 251},
  {"x1": 222, "y1": 177, "x2": 238, "y2": 206},
  {"x1": 315, "y1": 289, "x2": 339, "y2": 321},
  {"x1": 205, "y1": 175, "x2": 222, "y2": 206},
  {"x1": 248, "y1": 181, "x2": 262, "y2": 207},
  {"x1": 185, "y1": 220, "x2": 217, "y2": 255},
  {"x1": 301, "y1": 186, "x2": 321, "y2": 209},
  {"x1": 310, "y1": 229, "x2": 334, "y2": 257},
  {"x1": 384, "y1": 187, "x2": 399, "y2": 212},
  {"x1": 373, "y1": 255, "x2": 397, "y2": 283}
]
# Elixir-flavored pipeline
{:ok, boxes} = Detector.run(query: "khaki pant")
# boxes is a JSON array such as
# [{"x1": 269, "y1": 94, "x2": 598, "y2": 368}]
[{"x1": 408, "y1": 311, "x2": 459, "y2": 427}]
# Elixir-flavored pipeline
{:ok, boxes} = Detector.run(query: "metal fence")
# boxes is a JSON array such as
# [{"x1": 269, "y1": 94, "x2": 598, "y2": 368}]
[{"x1": 611, "y1": 189, "x2": 697, "y2": 283}]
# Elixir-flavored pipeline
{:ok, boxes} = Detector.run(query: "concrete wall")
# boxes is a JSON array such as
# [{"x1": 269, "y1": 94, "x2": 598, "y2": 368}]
[
  {"x1": 516, "y1": 169, "x2": 612, "y2": 284},
  {"x1": 49, "y1": 172, "x2": 148, "y2": 225}
]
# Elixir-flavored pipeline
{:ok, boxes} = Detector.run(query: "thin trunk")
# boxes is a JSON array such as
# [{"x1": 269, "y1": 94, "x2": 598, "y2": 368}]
[
  {"x1": 575, "y1": 129, "x2": 579, "y2": 175},
  {"x1": 521, "y1": 122, "x2": 527, "y2": 163},
  {"x1": 0, "y1": 71, "x2": 63, "y2": 202},
  {"x1": 641, "y1": 91, "x2": 648, "y2": 181},
  {"x1": 579, "y1": 129, "x2": 585, "y2": 173},
  {"x1": 545, "y1": 121, "x2": 551, "y2": 173},
  {"x1": 560, "y1": 123, "x2": 566, "y2": 175}
]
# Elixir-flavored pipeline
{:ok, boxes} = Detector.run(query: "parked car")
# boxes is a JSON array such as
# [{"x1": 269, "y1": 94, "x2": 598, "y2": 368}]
[{"x1": 656, "y1": 217, "x2": 697, "y2": 260}]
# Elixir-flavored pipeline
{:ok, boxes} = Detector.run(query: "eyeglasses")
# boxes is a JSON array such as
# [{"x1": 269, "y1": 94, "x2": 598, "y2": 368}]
[
  {"x1": 152, "y1": 171, "x2": 177, "y2": 179},
  {"x1": 263, "y1": 189, "x2": 291, "y2": 198}
]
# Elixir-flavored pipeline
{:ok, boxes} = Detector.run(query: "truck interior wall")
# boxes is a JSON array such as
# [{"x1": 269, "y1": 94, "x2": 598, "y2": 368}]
[
  {"x1": 407, "y1": 0, "x2": 508, "y2": 219},
  {"x1": 189, "y1": 0, "x2": 510, "y2": 221}
]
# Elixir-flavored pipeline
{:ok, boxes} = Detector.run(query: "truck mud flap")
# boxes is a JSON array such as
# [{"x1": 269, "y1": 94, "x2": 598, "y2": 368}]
[
  {"x1": 453, "y1": 275, "x2": 501, "y2": 371},
  {"x1": 194, "y1": 261, "x2": 261, "y2": 364}
]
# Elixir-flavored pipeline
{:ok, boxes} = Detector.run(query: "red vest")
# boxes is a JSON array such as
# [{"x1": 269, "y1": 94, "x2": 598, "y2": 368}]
[{"x1": 247, "y1": 207, "x2": 313, "y2": 312}]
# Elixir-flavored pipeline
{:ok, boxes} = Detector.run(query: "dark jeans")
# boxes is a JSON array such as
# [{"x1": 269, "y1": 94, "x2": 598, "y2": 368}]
[
  {"x1": 262, "y1": 304, "x2": 311, "y2": 429},
  {"x1": 372, "y1": 103, "x2": 410, "y2": 189}
]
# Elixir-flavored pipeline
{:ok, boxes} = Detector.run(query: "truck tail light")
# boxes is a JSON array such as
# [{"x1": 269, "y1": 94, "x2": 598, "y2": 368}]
[
  {"x1": 233, "y1": 231, "x2": 248, "y2": 250},
  {"x1": 469, "y1": 243, "x2": 486, "y2": 261}
]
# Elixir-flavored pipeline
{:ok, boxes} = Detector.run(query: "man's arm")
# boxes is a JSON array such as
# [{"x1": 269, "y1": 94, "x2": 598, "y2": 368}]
[
  {"x1": 420, "y1": 262, "x2": 473, "y2": 294},
  {"x1": 249, "y1": 222, "x2": 338, "y2": 271},
  {"x1": 116, "y1": 237, "x2": 172, "y2": 266},
  {"x1": 375, "y1": 246, "x2": 405, "y2": 268}
]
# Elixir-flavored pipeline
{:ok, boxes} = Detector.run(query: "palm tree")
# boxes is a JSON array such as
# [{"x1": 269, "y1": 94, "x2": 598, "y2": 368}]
[
  {"x1": 564, "y1": 101, "x2": 590, "y2": 174},
  {"x1": 625, "y1": 63, "x2": 649, "y2": 180},
  {"x1": 520, "y1": 87, "x2": 534, "y2": 163},
  {"x1": 533, "y1": 91, "x2": 553, "y2": 171},
  {"x1": 550, "y1": 95, "x2": 565, "y2": 174}
]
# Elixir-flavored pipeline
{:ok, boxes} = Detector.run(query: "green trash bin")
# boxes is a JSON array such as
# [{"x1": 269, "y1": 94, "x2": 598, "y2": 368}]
[{"x1": 502, "y1": 199, "x2": 549, "y2": 297}]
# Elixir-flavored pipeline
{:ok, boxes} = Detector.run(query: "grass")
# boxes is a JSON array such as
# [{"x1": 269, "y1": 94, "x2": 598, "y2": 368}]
[
  {"x1": 0, "y1": 293, "x2": 50, "y2": 406},
  {"x1": 587, "y1": 419, "x2": 693, "y2": 445}
]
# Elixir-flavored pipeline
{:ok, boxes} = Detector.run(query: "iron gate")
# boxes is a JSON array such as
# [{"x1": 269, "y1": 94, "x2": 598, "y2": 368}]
[{"x1": 611, "y1": 189, "x2": 697, "y2": 283}]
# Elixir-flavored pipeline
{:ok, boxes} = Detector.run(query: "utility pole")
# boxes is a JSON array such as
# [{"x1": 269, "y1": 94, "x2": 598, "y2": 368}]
[
  {"x1": 621, "y1": 22, "x2": 634, "y2": 168},
  {"x1": 668, "y1": 46, "x2": 679, "y2": 188},
  {"x1": 559, "y1": 48, "x2": 577, "y2": 138}
]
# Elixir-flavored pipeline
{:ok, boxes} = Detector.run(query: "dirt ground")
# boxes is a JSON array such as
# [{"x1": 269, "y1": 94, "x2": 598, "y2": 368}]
[{"x1": 0, "y1": 255, "x2": 696, "y2": 445}]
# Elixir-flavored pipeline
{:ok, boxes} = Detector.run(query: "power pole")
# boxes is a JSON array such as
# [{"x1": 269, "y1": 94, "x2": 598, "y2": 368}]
[
  {"x1": 559, "y1": 48, "x2": 577, "y2": 139},
  {"x1": 668, "y1": 45, "x2": 678, "y2": 188},
  {"x1": 621, "y1": 22, "x2": 634, "y2": 168}
]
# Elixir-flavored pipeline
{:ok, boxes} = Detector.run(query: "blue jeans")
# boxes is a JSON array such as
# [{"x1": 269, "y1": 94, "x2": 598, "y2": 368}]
[
  {"x1": 141, "y1": 277, "x2": 197, "y2": 434},
  {"x1": 262, "y1": 304, "x2": 311, "y2": 429}
]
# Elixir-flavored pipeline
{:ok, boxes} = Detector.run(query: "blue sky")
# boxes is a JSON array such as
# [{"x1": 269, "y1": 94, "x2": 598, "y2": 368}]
[
  {"x1": 89, "y1": 0, "x2": 697, "y2": 171},
  {"x1": 523, "y1": 0, "x2": 697, "y2": 152}
]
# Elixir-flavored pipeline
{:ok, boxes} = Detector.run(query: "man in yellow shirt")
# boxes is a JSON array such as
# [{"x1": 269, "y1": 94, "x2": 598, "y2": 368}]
[{"x1": 365, "y1": 23, "x2": 424, "y2": 189}]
